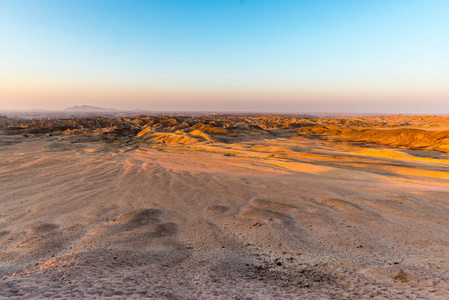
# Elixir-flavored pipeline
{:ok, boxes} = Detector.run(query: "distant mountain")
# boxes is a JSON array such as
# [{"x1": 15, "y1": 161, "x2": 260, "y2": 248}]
[
  {"x1": 0, "y1": 115, "x2": 16, "y2": 123},
  {"x1": 64, "y1": 105, "x2": 115, "y2": 111}
]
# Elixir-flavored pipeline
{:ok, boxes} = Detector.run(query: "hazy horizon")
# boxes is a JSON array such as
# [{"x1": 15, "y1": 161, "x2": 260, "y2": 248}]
[
  {"x1": 1, "y1": 0, "x2": 448, "y2": 113},
  {"x1": 2, "y1": 101, "x2": 449, "y2": 115}
]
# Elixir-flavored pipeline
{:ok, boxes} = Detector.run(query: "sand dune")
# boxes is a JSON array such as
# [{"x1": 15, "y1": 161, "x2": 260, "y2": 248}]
[{"x1": 1, "y1": 115, "x2": 449, "y2": 299}]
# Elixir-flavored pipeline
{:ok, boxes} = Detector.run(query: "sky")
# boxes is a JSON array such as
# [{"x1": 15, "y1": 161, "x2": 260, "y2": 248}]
[{"x1": 0, "y1": 0, "x2": 448, "y2": 113}]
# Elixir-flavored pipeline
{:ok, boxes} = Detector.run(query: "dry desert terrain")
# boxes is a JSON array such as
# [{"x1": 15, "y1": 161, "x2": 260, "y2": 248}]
[{"x1": 1, "y1": 114, "x2": 449, "y2": 299}]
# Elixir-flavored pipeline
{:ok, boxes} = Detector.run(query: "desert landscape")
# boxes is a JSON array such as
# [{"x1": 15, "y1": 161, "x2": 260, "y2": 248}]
[
  {"x1": 1, "y1": 114, "x2": 449, "y2": 299},
  {"x1": 2, "y1": 0, "x2": 448, "y2": 298}
]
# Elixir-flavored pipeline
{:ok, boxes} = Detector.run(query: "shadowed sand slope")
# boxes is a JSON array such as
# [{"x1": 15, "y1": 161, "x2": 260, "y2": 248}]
[{"x1": 1, "y1": 116, "x2": 449, "y2": 299}]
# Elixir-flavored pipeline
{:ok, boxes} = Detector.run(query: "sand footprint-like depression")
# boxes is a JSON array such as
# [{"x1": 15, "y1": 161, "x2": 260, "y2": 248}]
[
  {"x1": 0, "y1": 221, "x2": 85, "y2": 275},
  {"x1": 83, "y1": 208, "x2": 181, "y2": 250},
  {"x1": 19, "y1": 223, "x2": 84, "y2": 258},
  {"x1": 215, "y1": 198, "x2": 318, "y2": 251},
  {"x1": 240, "y1": 198, "x2": 300, "y2": 227},
  {"x1": 205, "y1": 205, "x2": 231, "y2": 215},
  {"x1": 204, "y1": 199, "x2": 305, "y2": 228}
]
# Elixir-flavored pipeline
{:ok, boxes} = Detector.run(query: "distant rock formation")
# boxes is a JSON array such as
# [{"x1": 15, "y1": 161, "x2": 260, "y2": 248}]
[
  {"x1": 64, "y1": 105, "x2": 115, "y2": 111},
  {"x1": 2, "y1": 114, "x2": 449, "y2": 152}
]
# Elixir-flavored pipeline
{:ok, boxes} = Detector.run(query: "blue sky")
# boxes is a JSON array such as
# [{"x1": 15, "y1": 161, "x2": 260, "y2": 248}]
[{"x1": 0, "y1": 0, "x2": 448, "y2": 112}]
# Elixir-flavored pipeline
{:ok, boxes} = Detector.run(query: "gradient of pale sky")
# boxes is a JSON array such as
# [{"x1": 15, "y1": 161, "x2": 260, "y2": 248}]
[{"x1": 1, "y1": 0, "x2": 448, "y2": 113}]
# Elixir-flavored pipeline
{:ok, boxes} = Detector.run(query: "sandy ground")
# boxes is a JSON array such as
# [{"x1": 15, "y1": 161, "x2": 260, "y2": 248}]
[{"x1": 1, "y1": 134, "x2": 449, "y2": 299}]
